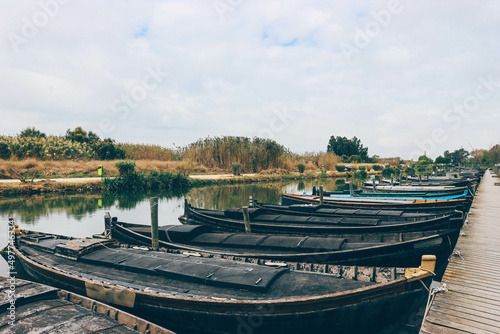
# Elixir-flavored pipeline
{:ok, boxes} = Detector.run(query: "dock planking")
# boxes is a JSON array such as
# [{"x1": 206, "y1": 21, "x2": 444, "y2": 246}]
[
  {"x1": 420, "y1": 170, "x2": 500, "y2": 334},
  {"x1": 0, "y1": 277, "x2": 175, "y2": 334}
]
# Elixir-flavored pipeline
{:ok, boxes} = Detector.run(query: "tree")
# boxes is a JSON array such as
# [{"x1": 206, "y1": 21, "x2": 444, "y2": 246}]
[
  {"x1": 416, "y1": 155, "x2": 433, "y2": 175},
  {"x1": 443, "y1": 148, "x2": 469, "y2": 165},
  {"x1": 94, "y1": 138, "x2": 125, "y2": 160},
  {"x1": 19, "y1": 127, "x2": 46, "y2": 138},
  {"x1": 65, "y1": 126, "x2": 100, "y2": 145},
  {"x1": 489, "y1": 144, "x2": 500, "y2": 165},
  {"x1": 327, "y1": 136, "x2": 368, "y2": 162},
  {"x1": 435, "y1": 155, "x2": 450, "y2": 164},
  {"x1": 65, "y1": 126, "x2": 89, "y2": 143}
]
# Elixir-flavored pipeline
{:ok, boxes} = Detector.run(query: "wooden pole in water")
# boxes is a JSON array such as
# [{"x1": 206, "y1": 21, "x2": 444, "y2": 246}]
[
  {"x1": 242, "y1": 206, "x2": 251, "y2": 234},
  {"x1": 391, "y1": 174, "x2": 394, "y2": 186},
  {"x1": 104, "y1": 212, "x2": 111, "y2": 238},
  {"x1": 349, "y1": 182, "x2": 354, "y2": 196},
  {"x1": 150, "y1": 197, "x2": 159, "y2": 250},
  {"x1": 319, "y1": 186, "x2": 324, "y2": 205}
]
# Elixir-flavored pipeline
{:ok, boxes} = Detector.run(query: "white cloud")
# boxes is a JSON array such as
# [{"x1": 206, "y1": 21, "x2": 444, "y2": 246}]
[{"x1": 0, "y1": 0, "x2": 499, "y2": 159}]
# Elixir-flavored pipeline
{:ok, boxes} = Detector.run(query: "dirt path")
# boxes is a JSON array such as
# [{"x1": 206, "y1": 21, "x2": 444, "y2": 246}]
[{"x1": 0, "y1": 174, "x2": 260, "y2": 184}]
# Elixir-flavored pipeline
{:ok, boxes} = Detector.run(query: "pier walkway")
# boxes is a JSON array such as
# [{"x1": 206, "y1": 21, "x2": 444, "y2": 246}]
[{"x1": 420, "y1": 170, "x2": 500, "y2": 333}]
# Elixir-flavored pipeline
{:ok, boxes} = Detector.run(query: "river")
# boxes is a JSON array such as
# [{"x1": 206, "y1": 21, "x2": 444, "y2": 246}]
[{"x1": 0, "y1": 178, "x2": 351, "y2": 277}]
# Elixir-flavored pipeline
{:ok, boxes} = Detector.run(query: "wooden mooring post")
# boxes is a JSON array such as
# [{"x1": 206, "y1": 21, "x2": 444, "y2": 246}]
[
  {"x1": 150, "y1": 197, "x2": 159, "y2": 250},
  {"x1": 349, "y1": 182, "x2": 354, "y2": 196},
  {"x1": 319, "y1": 186, "x2": 324, "y2": 205},
  {"x1": 104, "y1": 212, "x2": 111, "y2": 238},
  {"x1": 242, "y1": 206, "x2": 251, "y2": 233}
]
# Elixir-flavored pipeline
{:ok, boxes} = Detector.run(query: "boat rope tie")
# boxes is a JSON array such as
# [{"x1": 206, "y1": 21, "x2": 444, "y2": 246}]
[
  {"x1": 422, "y1": 283, "x2": 448, "y2": 322},
  {"x1": 417, "y1": 266, "x2": 436, "y2": 276},
  {"x1": 453, "y1": 250, "x2": 465, "y2": 260},
  {"x1": 163, "y1": 225, "x2": 176, "y2": 243}
]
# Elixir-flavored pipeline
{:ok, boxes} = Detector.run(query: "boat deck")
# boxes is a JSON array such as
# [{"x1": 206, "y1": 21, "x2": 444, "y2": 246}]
[
  {"x1": 420, "y1": 170, "x2": 500, "y2": 333},
  {"x1": 0, "y1": 277, "x2": 173, "y2": 333}
]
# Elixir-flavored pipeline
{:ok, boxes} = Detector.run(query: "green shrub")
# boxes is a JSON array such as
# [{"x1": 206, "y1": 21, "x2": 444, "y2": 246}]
[
  {"x1": 0, "y1": 141, "x2": 11, "y2": 159},
  {"x1": 354, "y1": 170, "x2": 368, "y2": 179},
  {"x1": 0, "y1": 135, "x2": 94, "y2": 160},
  {"x1": 372, "y1": 164, "x2": 381, "y2": 171},
  {"x1": 349, "y1": 155, "x2": 361, "y2": 163},
  {"x1": 297, "y1": 163, "x2": 305, "y2": 173},
  {"x1": 103, "y1": 171, "x2": 190, "y2": 193},
  {"x1": 382, "y1": 167, "x2": 399, "y2": 179},
  {"x1": 335, "y1": 165, "x2": 346, "y2": 172},
  {"x1": 359, "y1": 165, "x2": 366, "y2": 171},
  {"x1": 231, "y1": 162, "x2": 242, "y2": 176},
  {"x1": 116, "y1": 161, "x2": 136, "y2": 176}
]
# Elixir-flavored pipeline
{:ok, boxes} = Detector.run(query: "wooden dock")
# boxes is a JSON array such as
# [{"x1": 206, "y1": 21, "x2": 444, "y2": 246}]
[{"x1": 420, "y1": 170, "x2": 500, "y2": 333}]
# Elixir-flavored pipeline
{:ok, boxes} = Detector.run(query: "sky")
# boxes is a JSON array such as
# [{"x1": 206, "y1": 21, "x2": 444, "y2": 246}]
[{"x1": 1, "y1": 0, "x2": 499, "y2": 160}]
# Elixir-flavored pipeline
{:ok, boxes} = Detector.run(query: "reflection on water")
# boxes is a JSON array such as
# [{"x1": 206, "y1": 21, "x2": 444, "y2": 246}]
[
  {"x1": 0, "y1": 178, "x2": 355, "y2": 280},
  {"x1": 0, "y1": 178, "x2": 352, "y2": 239}
]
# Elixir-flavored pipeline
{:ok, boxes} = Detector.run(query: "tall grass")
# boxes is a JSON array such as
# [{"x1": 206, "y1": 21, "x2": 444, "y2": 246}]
[
  {"x1": 119, "y1": 143, "x2": 177, "y2": 161},
  {"x1": 179, "y1": 136, "x2": 290, "y2": 172},
  {"x1": 286, "y1": 152, "x2": 341, "y2": 172}
]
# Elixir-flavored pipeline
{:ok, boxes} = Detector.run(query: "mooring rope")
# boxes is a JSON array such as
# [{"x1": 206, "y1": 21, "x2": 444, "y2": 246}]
[{"x1": 422, "y1": 283, "x2": 448, "y2": 324}]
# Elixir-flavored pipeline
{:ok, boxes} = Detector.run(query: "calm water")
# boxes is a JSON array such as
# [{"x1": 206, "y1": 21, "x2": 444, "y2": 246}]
[{"x1": 0, "y1": 178, "x2": 350, "y2": 276}]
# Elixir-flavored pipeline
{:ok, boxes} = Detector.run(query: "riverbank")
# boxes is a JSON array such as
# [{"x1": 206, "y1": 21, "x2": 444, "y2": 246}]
[{"x1": 0, "y1": 170, "x2": 377, "y2": 196}]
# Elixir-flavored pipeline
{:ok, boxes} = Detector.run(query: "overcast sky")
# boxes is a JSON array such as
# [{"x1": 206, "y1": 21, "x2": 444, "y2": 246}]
[{"x1": 1, "y1": 1, "x2": 499, "y2": 159}]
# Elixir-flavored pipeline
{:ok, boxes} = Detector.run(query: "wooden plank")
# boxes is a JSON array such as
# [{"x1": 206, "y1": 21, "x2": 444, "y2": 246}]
[
  {"x1": 425, "y1": 311, "x2": 500, "y2": 334},
  {"x1": 432, "y1": 291, "x2": 500, "y2": 310},
  {"x1": 421, "y1": 171, "x2": 500, "y2": 334},
  {"x1": 431, "y1": 300, "x2": 500, "y2": 324},
  {"x1": 441, "y1": 277, "x2": 500, "y2": 293},
  {"x1": 420, "y1": 322, "x2": 472, "y2": 333},
  {"x1": 433, "y1": 299, "x2": 500, "y2": 320},
  {"x1": 444, "y1": 283, "x2": 500, "y2": 302}
]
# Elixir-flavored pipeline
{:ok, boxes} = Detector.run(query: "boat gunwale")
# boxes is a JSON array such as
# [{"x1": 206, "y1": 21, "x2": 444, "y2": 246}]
[
  {"x1": 113, "y1": 220, "x2": 456, "y2": 266},
  {"x1": 184, "y1": 205, "x2": 462, "y2": 236},
  {"x1": 12, "y1": 234, "x2": 433, "y2": 312}
]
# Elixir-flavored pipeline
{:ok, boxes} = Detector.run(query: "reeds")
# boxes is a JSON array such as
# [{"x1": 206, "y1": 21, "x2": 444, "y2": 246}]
[
  {"x1": 119, "y1": 143, "x2": 177, "y2": 161},
  {"x1": 178, "y1": 136, "x2": 290, "y2": 172}
]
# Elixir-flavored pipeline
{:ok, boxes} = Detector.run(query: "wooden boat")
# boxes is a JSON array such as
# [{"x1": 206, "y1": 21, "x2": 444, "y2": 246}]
[
  {"x1": 0, "y1": 277, "x2": 173, "y2": 334},
  {"x1": 322, "y1": 188, "x2": 469, "y2": 198},
  {"x1": 111, "y1": 219, "x2": 460, "y2": 269},
  {"x1": 402, "y1": 177, "x2": 476, "y2": 187},
  {"x1": 181, "y1": 202, "x2": 464, "y2": 235},
  {"x1": 281, "y1": 193, "x2": 472, "y2": 212},
  {"x1": 252, "y1": 201, "x2": 464, "y2": 221},
  {"x1": 12, "y1": 229, "x2": 438, "y2": 334},
  {"x1": 359, "y1": 185, "x2": 470, "y2": 194}
]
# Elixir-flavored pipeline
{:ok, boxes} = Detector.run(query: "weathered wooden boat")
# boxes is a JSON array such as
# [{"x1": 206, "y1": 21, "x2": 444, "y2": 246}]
[
  {"x1": 252, "y1": 201, "x2": 464, "y2": 221},
  {"x1": 111, "y1": 220, "x2": 459, "y2": 269},
  {"x1": 12, "y1": 229, "x2": 438, "y2": 334},
  {"x1": 359, "y1": 185, "x2": 470, "y2": 194},
  {"x1": 0, "y1": 277, "x2": 173, "y2": 334},
  {"x1": 181, "y1": 202, "x2": 464, "y2": 235},
  {"x1": 322, "y1": 188, "x2": 469, "y2": 198},
  {"x1": 281, "y1": 193, "x2": 472, "y2": 212},
  {"x1": 402, "y1": 177, "x2": 476, "y2": 187}
]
